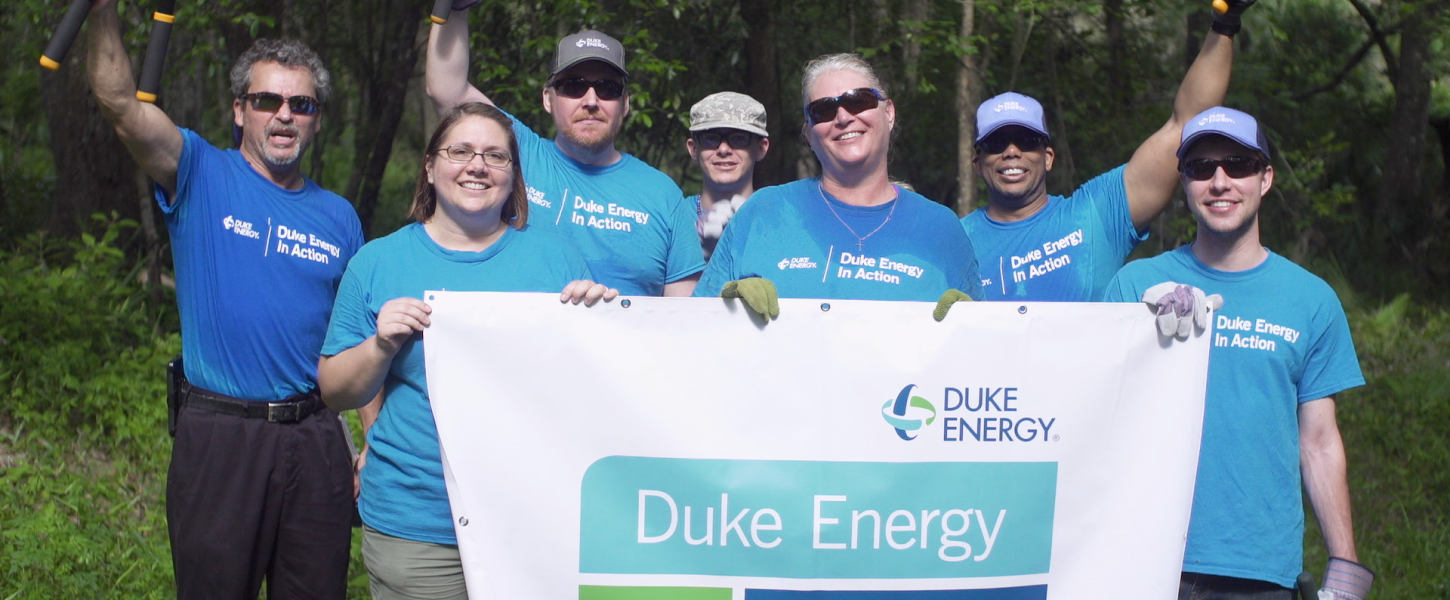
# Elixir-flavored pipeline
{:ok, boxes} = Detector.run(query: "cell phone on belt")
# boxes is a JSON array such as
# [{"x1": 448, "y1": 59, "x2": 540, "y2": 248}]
[{"x1": 166, "y1": 354, "x2": 183, "y2": 437}]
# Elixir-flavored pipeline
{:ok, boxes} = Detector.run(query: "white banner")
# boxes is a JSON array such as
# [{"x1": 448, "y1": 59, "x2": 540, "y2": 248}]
[{"x1": 424, "y1": 292, "x2": 1210, "y2": 600}]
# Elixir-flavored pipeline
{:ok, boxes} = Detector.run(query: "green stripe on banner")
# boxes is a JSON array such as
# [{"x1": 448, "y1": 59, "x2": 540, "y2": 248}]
[{"x1": 580, "y1": 585, "x2": 733, "y2": 599}]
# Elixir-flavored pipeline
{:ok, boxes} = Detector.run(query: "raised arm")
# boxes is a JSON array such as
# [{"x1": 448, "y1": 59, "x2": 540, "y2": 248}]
[
  {"x1": 425, "y1": 11, "x2": 491, "y2": 115},
  {"x1": 1121, "y1": 29, "x2": 1233, "y2": 230},
  {"x1": 85, "y1": 0, "x2": 183, "y2": 195}
]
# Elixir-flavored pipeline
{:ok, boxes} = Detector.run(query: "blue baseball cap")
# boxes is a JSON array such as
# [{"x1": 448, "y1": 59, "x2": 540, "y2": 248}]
[
  {"x1": 1178, "y1": 107, "x2": 1269, "y2": 160},
  {"x1": 975, "y1": 92, "x2": 1049, "y2": 142}
]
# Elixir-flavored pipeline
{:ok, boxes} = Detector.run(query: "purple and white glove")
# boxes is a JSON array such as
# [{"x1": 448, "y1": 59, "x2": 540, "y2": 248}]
[
  {"x1": 1141, "y1": 282, "x2": 1223, "y2": 339},
  {"x1": 1319, "y1": 558, "x2": 1374, "y2": 600}
]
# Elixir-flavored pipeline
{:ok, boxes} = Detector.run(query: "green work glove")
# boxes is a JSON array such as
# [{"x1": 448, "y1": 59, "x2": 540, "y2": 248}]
[
  {"x1": 933, "y1": 289, "x2": 973, "y2": 322},
  {"x1": 721, "y1": 277, "x2": 779, "y2": 320},
  {"x1": 1210, "y1": 0, "x2": 1257, "y2": 36}
]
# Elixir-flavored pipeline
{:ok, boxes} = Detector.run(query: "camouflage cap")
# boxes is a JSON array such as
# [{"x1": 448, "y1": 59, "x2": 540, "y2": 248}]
[{"x1": 689, "y1": 92, "x2": 769, "y2": 138}]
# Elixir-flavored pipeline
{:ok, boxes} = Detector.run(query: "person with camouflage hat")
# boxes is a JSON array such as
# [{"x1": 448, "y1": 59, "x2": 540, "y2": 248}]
[{"x1": 685, "y1": 91, "x2": 771, "y2": 260}]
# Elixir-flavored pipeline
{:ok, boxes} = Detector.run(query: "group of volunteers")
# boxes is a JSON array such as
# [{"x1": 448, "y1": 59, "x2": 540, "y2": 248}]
[{"x1": 75, "y1": 0, "x2": 1374, "y2": 596}]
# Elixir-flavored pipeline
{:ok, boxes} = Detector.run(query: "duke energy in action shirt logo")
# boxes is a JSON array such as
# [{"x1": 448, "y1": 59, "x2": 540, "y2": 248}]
[{"x1": 880, "y1": 384, "x2": 937, "y2": 441}]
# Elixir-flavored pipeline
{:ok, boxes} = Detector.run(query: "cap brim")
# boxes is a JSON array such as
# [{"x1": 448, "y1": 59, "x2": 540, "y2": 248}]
[
  {"x1": 1177, "y1": 131, "x2": 1264, "y2": 160},
  {"x1": 688, "y1": 121, "x2": 769, "y2": 137},
  {"x1": 976, "y1": 120, "x2": 1049, "y2": 143},
  {"x1": 551, "y1": 56, "x2": 627, "y2": 78}
]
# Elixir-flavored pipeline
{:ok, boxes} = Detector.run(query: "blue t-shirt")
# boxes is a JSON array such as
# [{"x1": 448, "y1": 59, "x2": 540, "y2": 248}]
[
  {"x1": 695, "y1": 179, "x2": 983, "y2": 302},
  {"x1": 962, "y1": 165, "x2": 1143, "y2": 302},
  {"x1": 1104, "y1": 246, "x2": 1365, "y2": 587},
  {"x1": 156, "y1": 128, "x2": 363, "y2": 401},
  {"x1": 507, "y1": 110, "x2": 703, "y2": 295},
  {"x1": 322, "y1": 222, "x2": 590, "y2": 545}
]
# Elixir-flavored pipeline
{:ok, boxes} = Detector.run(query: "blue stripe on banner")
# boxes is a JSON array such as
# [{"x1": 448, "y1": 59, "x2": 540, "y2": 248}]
[{"x1": 744, "y1": 585, "x2": 1048, "y2": 599}]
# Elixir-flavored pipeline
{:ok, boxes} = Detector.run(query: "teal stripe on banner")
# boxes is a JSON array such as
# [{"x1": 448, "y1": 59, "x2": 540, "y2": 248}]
[{"x1": 579, "y1": 458, "x2": 1056, "y2": 579}]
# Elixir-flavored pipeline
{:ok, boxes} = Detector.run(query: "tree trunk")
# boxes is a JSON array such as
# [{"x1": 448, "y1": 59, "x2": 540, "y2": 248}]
[
  {"x1": 340, "y1": 0, "x2": 427, "y2": 235},
  {"x1": 741, "y1": 0, "x2": 789, "y2": 188},
  {"x1": 954, "y1": 0, "x2": 984, "y2": 216},
  {"x1": 1376, "y1": 13, "x2": 1432, "y2": 234},
  {"x1": 902, "y1": 0, "x2": 929, "y2": 94},
  {"x1": 40, "y1": 47, "x2": 141, "y2": 237},
  {"x1": 1104, "y1": 0, "x2": 1126, "y2": 108}
]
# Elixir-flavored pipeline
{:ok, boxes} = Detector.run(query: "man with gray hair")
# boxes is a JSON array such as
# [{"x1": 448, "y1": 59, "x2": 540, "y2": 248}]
[
  {"x1": 685, "y1": 91, "x2": 771, "y2": 260},
  {"x1": 84, "y1": 0, "x2": 361, "y2": 597}
]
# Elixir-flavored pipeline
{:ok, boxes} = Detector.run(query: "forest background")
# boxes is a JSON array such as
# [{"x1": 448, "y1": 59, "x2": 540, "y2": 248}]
[{"x1": 1, "y1": 0, "x2": 1447, "y2": 597}]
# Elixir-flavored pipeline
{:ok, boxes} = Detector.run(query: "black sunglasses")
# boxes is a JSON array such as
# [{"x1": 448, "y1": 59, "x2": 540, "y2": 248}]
[
  {"x1": 975, "y1": 132, "x2": 1048, "y2": 155},
  {"x1": 1180, "y1": 156, "x2": 1264, "y2": 181},
  {"x1": 805, "y1": 87, "x2": 885, "y2": 125},
  {"x1": 239, "y1": 92, "x2": 320, "y2": 115},
  {"x1": 693, "y1": 129, "x2": 755, "y2": 151},
  {"x1": 551, "y1": 77, "x2": 626, "y2": 101}
]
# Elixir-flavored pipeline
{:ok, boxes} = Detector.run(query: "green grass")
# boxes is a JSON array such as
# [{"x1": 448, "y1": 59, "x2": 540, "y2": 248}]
[{"x1": 1304, "y1": 296, "x2": 1450, "y2": 598}]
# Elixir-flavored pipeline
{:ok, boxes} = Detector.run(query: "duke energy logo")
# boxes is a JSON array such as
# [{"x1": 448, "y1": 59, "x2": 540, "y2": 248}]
[{"x1": 880, "y1": 384, "x2": 937, "y2": 441}]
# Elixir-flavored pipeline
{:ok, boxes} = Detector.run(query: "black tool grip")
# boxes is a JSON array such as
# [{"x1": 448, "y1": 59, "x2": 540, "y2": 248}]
[
  {"x1": 429, "y1": 0, "x2": 453, "y2": 25},
  {"x1": 40, "y1": 0, "x2": 94, "y2": 70},
  {"x1": 136, "y1": 1, "x2": 175, "y2": 102}
]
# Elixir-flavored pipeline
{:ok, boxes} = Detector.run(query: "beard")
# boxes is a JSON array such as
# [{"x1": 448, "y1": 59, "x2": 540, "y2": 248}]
[
  {"x1": 556, "y1": 114, "x2": 622, "y2": 154},
  {"x1": 258, "y1": 123, "x2": 306, "y2": 168}
]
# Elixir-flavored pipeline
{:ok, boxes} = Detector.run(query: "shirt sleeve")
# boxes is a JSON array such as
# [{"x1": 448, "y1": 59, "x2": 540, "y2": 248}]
[
  {"x1": 663, "y1": 188, "x2": 707, "y2": 283},
  {"x1": 1295, "y1": 294, "x2": 1366, "y2": 403},
  {"x1": 1076, "y1": 164, "x2": 1146, "y2": 259},
  {"x1": 321, "y1": 253, "x2": 377, "y2": 357},
  {"x1": 154, "y1": 127, "x2": 203, "y2": 215}
]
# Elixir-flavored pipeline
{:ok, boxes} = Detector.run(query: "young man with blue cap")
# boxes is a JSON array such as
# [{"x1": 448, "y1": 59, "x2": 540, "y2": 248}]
[
  {"x1": 426, "y1": 11, "x2": 703, "y2": 297},
  {"x1": 1104, "y1": 107, "x2": 1375, "y2": 600},
  {"x1": 962, "y1": 0, "x2": 1256, "y2": 301}
]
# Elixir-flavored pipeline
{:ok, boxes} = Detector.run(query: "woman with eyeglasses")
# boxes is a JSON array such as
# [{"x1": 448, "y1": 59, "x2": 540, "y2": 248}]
[
  {"x1": 695, "y1": 54, "x2": 983, "y2": 309},
  {"x1": 316, "y1": 102, "x2": 614, "y2": 599}
]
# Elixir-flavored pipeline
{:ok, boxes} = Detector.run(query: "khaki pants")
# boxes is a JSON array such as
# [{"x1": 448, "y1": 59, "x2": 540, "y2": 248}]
[{"x1": 362, "y1": 525, "x2": 469, "y2": 600}]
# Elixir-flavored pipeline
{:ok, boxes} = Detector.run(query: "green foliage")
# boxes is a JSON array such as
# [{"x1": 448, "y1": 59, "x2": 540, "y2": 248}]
[
  {"x1": 0, "y1": 213, "x2": 178, "y2": 453},
  {"x1": 1302, "y1": 296, "x2": 1450, "y2": 597},
  {"x1": 0, "y1": 432, "x2": 172, "y2": 599}
]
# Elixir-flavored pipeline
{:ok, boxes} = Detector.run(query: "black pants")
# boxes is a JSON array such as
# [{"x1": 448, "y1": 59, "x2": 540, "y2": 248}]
[
  {"x1": 167, "y1": 404, "x2": 353, "y2": 600},
  {"x1": 1179, "y1": 572, "x2": 1296, "y2": 600}
]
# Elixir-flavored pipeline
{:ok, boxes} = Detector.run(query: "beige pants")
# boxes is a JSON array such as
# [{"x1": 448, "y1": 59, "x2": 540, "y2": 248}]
[{"x1": 361, "y1": 525, "x2": 469, "y2": 600}]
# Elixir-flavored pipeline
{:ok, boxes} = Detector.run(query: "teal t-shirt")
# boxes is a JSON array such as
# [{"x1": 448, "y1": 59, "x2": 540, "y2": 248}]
[
  {"x1": 962, "y1": 165, "x2": 1143, "y2": 301},
  {"x1": 322, "y1": 222, "x2": 591, "y2": 544},
  {"x1": 1104, "y1": 245, "x2": 1364, "y2": 587},
  {"x1": 695, "y1": 178, "x2": 983, "y2": 302},
  {"x1": 507, "y1": 110, "x2": 703, "y2": 296}
]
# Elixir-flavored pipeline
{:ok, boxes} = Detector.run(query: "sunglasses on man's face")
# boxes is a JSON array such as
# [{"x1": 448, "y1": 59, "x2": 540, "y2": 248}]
[
  {"x1": 805, "y1": 87, "x2": 885, "y2": 126},
  {"x1": 974, "y1": 132, "x2": 1048, "y2": 155},
  {"x1": 693, "y1": 129, "x2": 755, "y2": 151},
  {"x1": 1179, "y1": 156, "x2": 1264, "y2": 181},
  {"x1": 239, "y1": 92, "x2": 321, "y2": 115},
  {"x1": 550, "y1": 77, "x2": 626, "y2": 101}
]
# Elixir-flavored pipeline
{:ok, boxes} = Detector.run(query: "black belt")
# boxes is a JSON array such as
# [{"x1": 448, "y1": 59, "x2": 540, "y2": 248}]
[{"x1": 181, "y1": 381, "x2": 324, "y2": 423}]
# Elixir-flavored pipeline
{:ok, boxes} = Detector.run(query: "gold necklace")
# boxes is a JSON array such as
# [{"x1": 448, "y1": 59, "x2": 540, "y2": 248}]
[{"x1": 819, "y1": 181, "x2": 898, "y2": 252}]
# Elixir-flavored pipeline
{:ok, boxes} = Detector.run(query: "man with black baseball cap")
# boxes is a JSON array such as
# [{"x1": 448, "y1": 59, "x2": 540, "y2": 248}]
[
  {"x1": 427, "y1": 16, "x2": 703, "y2": 297},
  {"x1": 1106, "y1": 107, "x2": 1374, "y2": 600},
  {"x1": 684, "y1": 91, "x2": 771, "y2": 260}
]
